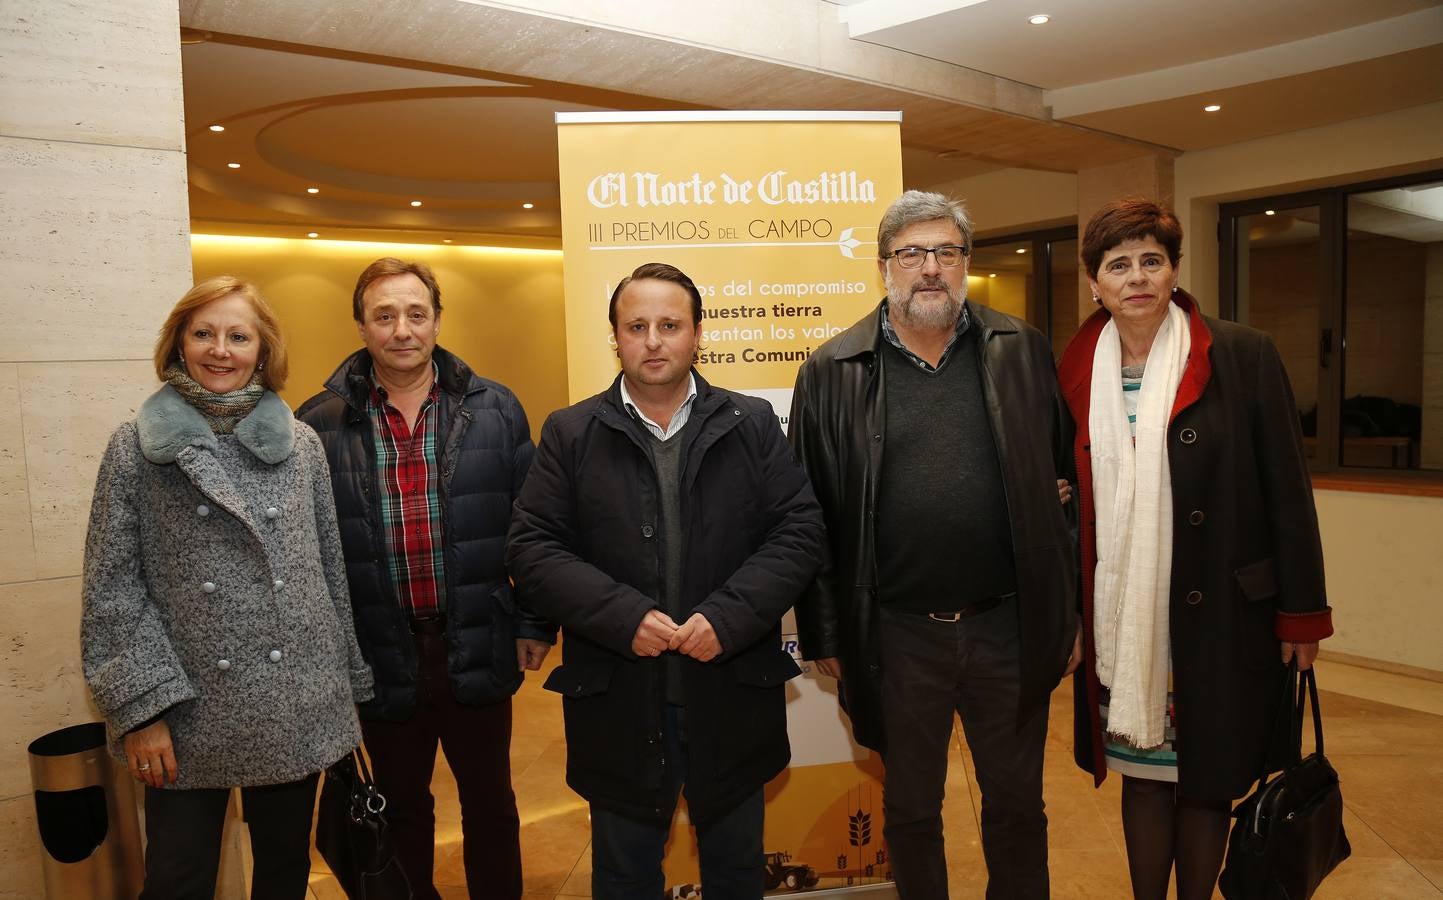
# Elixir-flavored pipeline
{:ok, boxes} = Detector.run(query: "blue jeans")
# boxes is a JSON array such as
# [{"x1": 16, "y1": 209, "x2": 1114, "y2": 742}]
[{"x1": 590, "y1": 705, "x2": 765, "y2": 900}]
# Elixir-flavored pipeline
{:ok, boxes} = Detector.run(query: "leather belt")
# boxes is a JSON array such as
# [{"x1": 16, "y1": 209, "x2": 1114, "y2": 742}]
[
  {"x1": 925, "y1": 593, "x2": 1008, "y2": 623},
  {"x1": 408, "y1": 615, "x2": 446, "y2": 635}
]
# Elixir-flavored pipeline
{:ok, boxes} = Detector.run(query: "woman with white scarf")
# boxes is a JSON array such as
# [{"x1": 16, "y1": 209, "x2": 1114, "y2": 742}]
[{"x1": 1057, "y1": 199, "x2": 1333, "y2": 900}]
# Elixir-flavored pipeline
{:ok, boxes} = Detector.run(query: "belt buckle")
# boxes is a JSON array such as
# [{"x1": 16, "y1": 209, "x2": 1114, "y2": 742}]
[
  {"x1": 927, "y1": 611, "x2": 963, "y2": 623},
  {"x1": 409, "y1": 615, "x2": 445, "y2": 635}
]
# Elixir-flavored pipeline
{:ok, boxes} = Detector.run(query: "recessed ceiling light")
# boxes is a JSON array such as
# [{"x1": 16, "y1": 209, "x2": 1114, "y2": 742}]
[
  {"x1": 1204, "y1": 104, "x2": 1222, "y2": 112},
  {"x1": 443, "y1": 239, "x2": 453, "y2": 243},
  {"x1": 226, "y1": 162, "x2": 241, "y2": 169},
  {"x1": 307, "y1": 232, "x2": 318, "y2": 238},
  {"x1": 306, "y1": 187, "x2": 319, "y2": 194},
  {"x1": 989, "y1": 273, "x2": 997, "y2": 278},
  {"x1": 522, "y1": 202, "x2": 534, "y2": 209},
  {"x1": 1028, "y1": 14, "x2": 1050, "y2": 25},
  {"x1": 410, "y1": 200, "x2": 423, "y2": 207},
  {"x1": 1264, "y1": 209, "x2": 1276, "y2": 216},
  {"x1": 1016, "y1": 248, "x2": 1027, "y2": 254},
  {"x1": 208, "y1": 124, "x2": 225, "y2": 132}
]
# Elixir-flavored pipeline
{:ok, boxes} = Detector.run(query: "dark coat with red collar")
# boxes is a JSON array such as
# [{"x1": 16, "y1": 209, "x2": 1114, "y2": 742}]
[{"x1": 1057, "y1": 291, "x2": 1333, "y2": 802}]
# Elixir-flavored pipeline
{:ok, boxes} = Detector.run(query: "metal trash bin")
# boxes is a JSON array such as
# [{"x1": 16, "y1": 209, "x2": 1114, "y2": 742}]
[{"x1": 28, "y1": 722, "x2": 144, "y2": 899}]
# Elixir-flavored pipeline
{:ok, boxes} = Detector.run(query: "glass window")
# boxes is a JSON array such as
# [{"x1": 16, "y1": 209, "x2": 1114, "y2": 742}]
[
  {"x1": 1221, "y1": 171, "x2": 1443, "y2": 475},
  {"x1": 1342, "y1": 181, "x2": 1443, "y2": 469},
  {"x1": 1235, "y1": 206, "x2": 1324, "y2": 454},
  {"x1": 972, "y1": 228, "x2": 1079, "y2": 356}
]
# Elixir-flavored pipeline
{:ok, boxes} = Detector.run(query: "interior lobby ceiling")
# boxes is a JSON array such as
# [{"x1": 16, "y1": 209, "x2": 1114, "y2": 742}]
[{"x1": 182, "y1": 1, "x2": 1443, "y2": 247}]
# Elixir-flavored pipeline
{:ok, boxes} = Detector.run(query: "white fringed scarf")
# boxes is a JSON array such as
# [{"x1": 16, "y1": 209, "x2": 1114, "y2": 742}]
[{"x1": 1090, "y1": 301, "x2": 1190, "y2": 748}]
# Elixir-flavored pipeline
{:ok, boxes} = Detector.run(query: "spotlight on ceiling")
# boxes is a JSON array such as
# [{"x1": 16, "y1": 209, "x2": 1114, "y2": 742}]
[
  {"x1": 522, "y1": 202, "x2": 534, "y2": 209},
  {"x1": 1028, "y1": 14, "x2": 1050, "y2": 25},
  {"x1": 410, "y1": 200, "x2": 423, "y2": 207},
  {"x1": 1016, "y1": 248, "x2": 1027, "y2": 254},
  {"x1": 307, "y1": 232, "x2": 319, "y2": 238},
  {"x1": 306, "y1": 187, "x2": 319, "y2": 194},
  {"x1": 1265, "y1": 210, "x2": 1276, "y2": 216},
  {"x1": 208, "y1": 124, "x2": 225, "y2": 133},
  {"x1": 226, "y1": 162, "x2": 240, "y2": 169},
  {"x1": 1204, "y1": 104, "x2": 1222, "y2": 112}
]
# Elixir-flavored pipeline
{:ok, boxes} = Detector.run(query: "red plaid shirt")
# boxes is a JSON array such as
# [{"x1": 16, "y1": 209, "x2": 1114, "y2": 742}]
[{"x1": 368, "y1": 373, "x2": 446, "y2": 619}]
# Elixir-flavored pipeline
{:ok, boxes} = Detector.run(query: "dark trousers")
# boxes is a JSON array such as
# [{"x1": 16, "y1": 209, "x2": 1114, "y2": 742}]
[
  {"x1": 879, "y1": 598, "x2": 1051, "y2": 900},
  {"x1": 360, "y1": 630, "x2": 521, "y2": 900},
  {"x1": 590, "y1": 705, "x2": 765, "y2": 900},
  {"x1": 139, "y1": 772, "x2": 319, "y2": 900}
]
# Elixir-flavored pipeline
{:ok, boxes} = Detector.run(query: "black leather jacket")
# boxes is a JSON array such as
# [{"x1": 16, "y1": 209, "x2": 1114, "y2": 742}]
[{"x1": 788, "y1": 301, "x2": 1077, "y2": 751}]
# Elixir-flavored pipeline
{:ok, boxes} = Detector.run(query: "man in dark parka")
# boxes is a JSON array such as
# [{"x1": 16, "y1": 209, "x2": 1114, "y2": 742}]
[
  {"x1": 298, "y1": 258, "x2": 547, "y2": 900},
  {"x1": 506, "y1": 262, "x2": 825, "y2": 900}
]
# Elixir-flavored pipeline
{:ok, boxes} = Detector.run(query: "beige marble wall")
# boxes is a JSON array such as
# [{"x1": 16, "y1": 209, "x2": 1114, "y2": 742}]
[{"x1": 0, "y1": 1, "x2": 191, "y2": 896}]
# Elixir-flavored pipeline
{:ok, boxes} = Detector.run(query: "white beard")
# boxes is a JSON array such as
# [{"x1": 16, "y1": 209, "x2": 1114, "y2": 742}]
[{"x1": 886, "y1": 270, "x2": 966, "y2": 330}]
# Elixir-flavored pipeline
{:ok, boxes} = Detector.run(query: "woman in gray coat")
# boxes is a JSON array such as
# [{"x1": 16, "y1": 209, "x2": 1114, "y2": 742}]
[{"x1": 81, "y1": 276, "x2": 373, "y2": 899}]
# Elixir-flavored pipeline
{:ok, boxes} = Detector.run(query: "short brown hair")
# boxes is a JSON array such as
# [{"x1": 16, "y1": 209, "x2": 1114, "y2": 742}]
[
  {"x1": 1081, "y1": 198, "x2": 1183, "y2": 279},
  {"x1": 608, "y1": 262, "x2": 703, "y2": 328},
  {"x1": 352, "y1": 258, "x2": 442, "y2": 322},
  {"x1": 153, "y1": 276, "x2": 289, "y2": 391}
]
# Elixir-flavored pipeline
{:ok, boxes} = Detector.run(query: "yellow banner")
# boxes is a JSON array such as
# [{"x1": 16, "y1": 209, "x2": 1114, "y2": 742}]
[
  {"x1": 557, "y1": 112, "x2": 903, "y2": 416},
  {"x1": 556, "y1": 111, "x2": 902, "y2": 895}
]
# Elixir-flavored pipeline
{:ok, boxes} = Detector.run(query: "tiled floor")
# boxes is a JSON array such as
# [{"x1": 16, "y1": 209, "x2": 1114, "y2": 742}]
[{"x1": 302, "y1": 657, "x2": 1443, "y2": 899}]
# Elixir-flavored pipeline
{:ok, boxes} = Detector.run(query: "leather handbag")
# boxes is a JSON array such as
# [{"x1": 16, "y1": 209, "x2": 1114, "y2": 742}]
[
  {"x1": 316, "y1": 749, "x2": 412, "y2": 900},
  {"x1": 1218, "y1": 663, "x2": 1351, "y2": 899}
]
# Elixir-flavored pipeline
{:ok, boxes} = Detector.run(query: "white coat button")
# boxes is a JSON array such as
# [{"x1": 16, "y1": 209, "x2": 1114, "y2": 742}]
[
  {"x1": 196, "y1": 505, "x2": 209, "y2": 517},
  {"x1": 269, "y1": 649, "x2": 282, "y2": 662},
  {"x1": 265, "y1": 507, "x2": 279, "y2": 519},
  {"x1": 273, "y1": 579, "x2": 284, "y2": 590},
  {"x1": 217, "y1": 658, "x2": 231, "y2": 670},
  {"x1": 201, "y1": 581, "x2": 216, "y2": 594}
]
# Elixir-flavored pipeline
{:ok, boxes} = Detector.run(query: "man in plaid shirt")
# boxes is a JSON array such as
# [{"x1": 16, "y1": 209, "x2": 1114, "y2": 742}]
[{"x1": 300, "y1": 258, "x2": 546, "y2": 900}]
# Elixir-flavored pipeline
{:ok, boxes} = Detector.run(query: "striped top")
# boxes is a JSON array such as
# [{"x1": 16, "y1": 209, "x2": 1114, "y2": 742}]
[{"x1": 1122, "y1": 363, "x2": 1144, "y2": 438}]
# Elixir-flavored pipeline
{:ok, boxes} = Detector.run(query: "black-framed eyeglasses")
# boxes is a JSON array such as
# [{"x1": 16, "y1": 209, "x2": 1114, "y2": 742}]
[{"x1": 882, "y1": 245, "x2": 969, "y2": 268}]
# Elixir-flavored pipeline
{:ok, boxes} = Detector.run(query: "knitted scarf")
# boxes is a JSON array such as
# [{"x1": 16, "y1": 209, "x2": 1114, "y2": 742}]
[
  {"x1": 163, "y1": 363, "x2": 265, "y2": 434},
  {"x1": 1089, "y1": 301, "x2": 1190, "y2": 749}
]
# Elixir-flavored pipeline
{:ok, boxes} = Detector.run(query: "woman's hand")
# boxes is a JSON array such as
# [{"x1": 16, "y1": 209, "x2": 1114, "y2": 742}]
[
  {"x1": 1281, "y1": 641, "x2": 1320, "y2": 670},
  {"x1": 122, "y1": 720, "x2": 178, "y2": 788}
]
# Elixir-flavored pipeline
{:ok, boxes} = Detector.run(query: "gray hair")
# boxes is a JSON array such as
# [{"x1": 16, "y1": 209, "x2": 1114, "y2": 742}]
[{"x1": 877, "y1": 190, "x2": 974, "y2": 257}]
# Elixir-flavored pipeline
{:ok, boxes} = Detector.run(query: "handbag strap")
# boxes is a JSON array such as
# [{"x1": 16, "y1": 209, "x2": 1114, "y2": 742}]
[
  {"x1": 1299, "y1": 666, "x2": 1325, "y2": 756},
  {"x1": 352, "y1": 747, "x2": 375, "y2": 787},
  {"x1": 1254, "y1": 660, "x2": 1302, "y2": 784},
  {"x1": 1253, "y1": 663, "x2": 1329, "y2": 786}
]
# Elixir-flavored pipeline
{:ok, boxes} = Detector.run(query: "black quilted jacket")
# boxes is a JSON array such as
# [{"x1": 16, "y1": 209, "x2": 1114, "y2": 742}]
[{"x1": 297, "y1": 346, "x2": 540, "y2": 721}]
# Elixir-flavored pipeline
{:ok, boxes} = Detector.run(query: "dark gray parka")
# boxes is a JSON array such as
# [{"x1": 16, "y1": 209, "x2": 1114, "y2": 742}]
[{"x1": 506, "y1": 373, "x2": 826, "y2": 827}]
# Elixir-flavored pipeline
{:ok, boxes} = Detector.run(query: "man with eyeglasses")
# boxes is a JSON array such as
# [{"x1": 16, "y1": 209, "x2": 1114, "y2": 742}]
[{"x1": 788, "y1": 190, "x2": 1081, "y2": 899}]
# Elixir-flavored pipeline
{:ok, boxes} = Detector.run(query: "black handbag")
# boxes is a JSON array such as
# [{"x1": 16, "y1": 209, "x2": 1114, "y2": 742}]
[
  {"x1": 316, "y1": 749, "x2": 412, "y2": 900},
  {"x1": 1218, "y1": 663, "x2": 1351, "y2": 900}
]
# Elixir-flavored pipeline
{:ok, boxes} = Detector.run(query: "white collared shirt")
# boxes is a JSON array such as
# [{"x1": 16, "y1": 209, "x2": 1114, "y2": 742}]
[{"x1": 619, "y1": 374, "x2": 698, "y2": 441}]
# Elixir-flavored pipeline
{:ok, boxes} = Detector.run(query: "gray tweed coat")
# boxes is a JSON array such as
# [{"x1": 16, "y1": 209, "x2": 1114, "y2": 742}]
[{"x1": 81, "y1": 385, "x2": 373, "y2": 789}]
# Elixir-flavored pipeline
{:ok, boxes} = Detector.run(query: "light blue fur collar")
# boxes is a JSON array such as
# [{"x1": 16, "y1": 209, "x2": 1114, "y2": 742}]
[{"x1": 136, "y1": 385, "x2": 294, "y2": 465}]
